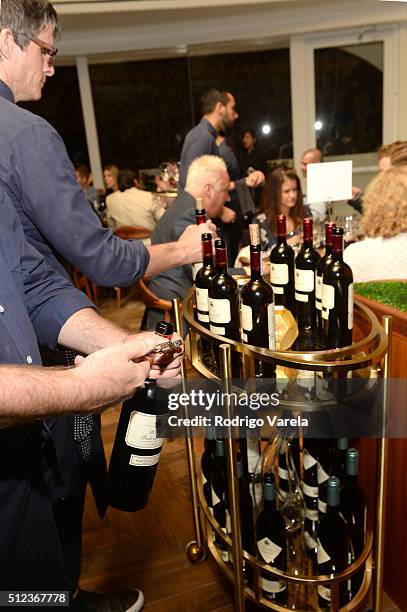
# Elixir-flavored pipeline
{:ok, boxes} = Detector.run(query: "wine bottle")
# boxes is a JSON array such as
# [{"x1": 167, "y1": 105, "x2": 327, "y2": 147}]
[
  {"x1": 341, "y1": 448, "x2": 366, "y2": 601},
  {"x1": 293, "y1": 218, "x2": 321, "y2": 350},
  {"x1": 241, "y1": 224, "x2": 275, "y2": 378},
  {"x1": 315, "y1": 222, "x2": 336, "y2": 338},
  {"x1": 106, "y1": 320, "x2": 173, "y2": 511},
  {"x1": 192, "y1": 197, "x2": 207, "y2": 281},
  {"x1": 208, "y1": 239, "x2": 240, "y2": 341},
  {"x1": 195, "y1": 233, "x2": 216, "y2": 328},
  {"x1": 211, "y1": 438, "x2": 230, "y2": 563},
  {"x1": 322, "y1": 227, "x2": 354, "y2": 349},
  {"x1": 225, "y1": 457, "x2": 256, "y2": 580},
  {"x1": 269, "y1": 214, "x2": 295, "y2": 315},
  {"x1": 317, "y1": 476, "x2": 349, "y2": 609},
  {"x1": 302, "y1": 440, "x2": 319, "y2": 570},
  {"x1": 201, "y1": 426, "x2": 216, "y2": 514},
  {"x1": 318, "y1": 438, "x2": 346, "y2": 518},
  {"x1": 256, "y1": 472, "x2": 288, "y2": 604}
]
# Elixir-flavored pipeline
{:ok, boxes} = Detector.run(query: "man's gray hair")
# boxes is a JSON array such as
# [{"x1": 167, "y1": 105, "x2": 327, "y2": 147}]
[
  {"x1": 186, "y1": 155, "x2": 227, "y2": 192},
  {"x1": 0, "y1": 0, "x2": 60, "y2": 49}
]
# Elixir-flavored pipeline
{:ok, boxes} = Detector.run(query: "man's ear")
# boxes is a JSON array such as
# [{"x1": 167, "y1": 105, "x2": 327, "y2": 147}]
[
  {"x1": 0, "y1": 28, "x2": 16, "y2": 60},
  {"x1": 215, "y1": 101, "x2": 225, "y2": 116}
]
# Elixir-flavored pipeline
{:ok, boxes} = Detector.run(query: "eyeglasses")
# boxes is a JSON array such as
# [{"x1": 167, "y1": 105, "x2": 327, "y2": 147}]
[{"x1": 15, "y1": 32, "x2": 58, "y2": 66}]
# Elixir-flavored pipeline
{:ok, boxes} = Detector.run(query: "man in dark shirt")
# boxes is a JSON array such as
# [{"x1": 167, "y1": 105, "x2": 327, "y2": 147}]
[
  {"x1": 146, "y1": 155, "x2": 231, "y2": 330},
  {"x1": 0, "y1": 183, "x2": 182, "y2": 608},
  {"x1": 179, "y1": 89, "x2": 264, "y2": 263}
]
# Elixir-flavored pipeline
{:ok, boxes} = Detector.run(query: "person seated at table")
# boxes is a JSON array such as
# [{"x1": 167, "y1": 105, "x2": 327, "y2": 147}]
[
  {"x1": 344, "y1": 166, "x2": 407, "y2": 281},
  {"x1": 235, "y1": 166, "x2": 305, "y2": 268},
  {"x1": 103, "y1": 164, "x2": 119, "y2": 195},
  {"x1": 105, "y1": 169, "x2": 165, "y2": 235}
]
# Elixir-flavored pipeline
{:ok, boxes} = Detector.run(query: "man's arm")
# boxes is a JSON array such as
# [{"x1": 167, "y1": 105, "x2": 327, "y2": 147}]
[{"x1": 0, "y1": 332, "x2": 177, "y2": 424}]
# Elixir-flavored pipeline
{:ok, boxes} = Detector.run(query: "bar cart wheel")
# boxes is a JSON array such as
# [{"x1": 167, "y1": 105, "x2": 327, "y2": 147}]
[{"x1": 186, "y1": 540, "x2": 206, "y2": 563}]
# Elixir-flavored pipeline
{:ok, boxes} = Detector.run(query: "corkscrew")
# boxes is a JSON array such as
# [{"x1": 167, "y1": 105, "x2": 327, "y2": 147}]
[{"x1": 147, "y1": 339, "x2": 183, "y2": 356}]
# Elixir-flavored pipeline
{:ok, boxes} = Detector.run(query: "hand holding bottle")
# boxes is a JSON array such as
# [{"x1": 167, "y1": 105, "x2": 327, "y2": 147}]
[
  {"x1": 177, "y1": 221, "x2": 217, "y2": 264},
  {"x1": 72, "y1": 333, "x2": 166, "y2": 408}
]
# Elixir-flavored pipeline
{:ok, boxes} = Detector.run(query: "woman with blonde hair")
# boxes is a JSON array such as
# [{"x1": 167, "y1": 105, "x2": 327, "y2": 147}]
[
  {"x1": 344, "y1": 166, "x2": 407, "y2": 281},
  {"x1": 103, "y1": 164, "x2": 119, "y2": 194}
]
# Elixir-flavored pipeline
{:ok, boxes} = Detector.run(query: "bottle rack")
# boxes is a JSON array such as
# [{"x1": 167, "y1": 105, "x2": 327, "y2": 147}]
[{"x1": 171, "y1": 291, "x2": 390, "y2": 612}]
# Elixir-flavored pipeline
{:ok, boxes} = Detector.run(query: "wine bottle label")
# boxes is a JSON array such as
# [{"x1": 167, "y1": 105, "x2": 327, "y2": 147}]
[
  {"x1": 241, "y1": 303, "x2": 253, "y2": 331},
  {"x1": 304, "y1": 530, "x2": 318, "y2": 549},
  {"x1": 271, "y1": 284, "x2": 284, "y2": 294},
  {"x1": 208, "y1": 298, "x2": 231, "y2": 323},
  {"x1": 303, "y1": 448, "x2": 317, "y2": 470},
  {"x1": 317, "y1": 585, "x2": 331, "y2": 602},
  {"x1": 220, "y1": 549, "x2": 230, "y2": 563},
  {"x1": 317, "y1": 538, "x2": 331, "y2": 564},
  {"x1": 305, "y1": 508, "x2": 319, "y2": 521},
  {"x1": 201, "y1": 471, "x2": 207, "y2": 486},
  {"x1": 270, "y1": 262, "x2": 289, "y2": 285},
  {"x1": 192, "y1": 261, "x2": 203, "y2": 281},
  {"x1": 317, "y1": 463, "x2": 330, "y2": 484},
  {"x1": 318, "y1": 499, "x2": 327, "y2": 513},
  {"x1": 297, "y1": 369, "x2": 315, "y2": 390},
  {"x1": 247, "y1": 437, "x2": 261, "y2": 473},
  {"x1": 303, "y1": 482, "x2": 319, "y2": 498},
  {"x1": 242, "y1": 331, "x2": 248, "y2": 342},
  {"x1": 196, "y1": 287, "x2": 209, "y2": 314},
  {"x1": 322, "y1": 283, "x2": 335, "y2": 310},
  {"x1": 268, "y1": 303, "x2": 276, "y2": 350},
  {"x1": 295, "y1": 268, "x2": 315, "y2": 292},
  {"x1": 257, "y1": 537, "x2": 282, "y2": 564},
  {"x1": 260, "y1": 577, "x2": 287, "y2": 594},
  {"x1": 210, "y1": 324, "x2": 225, "y2": 336},
  {"x1": 129, "y1": 452, "x2": 160, "y2": 467},
  {"x1": 197, "y1": 312, "x2": 209, "y2": 323},
  {"x1": 295, "y1": 291, "x2": 309, "y2": 303},
  {"x1": 125, "y1": 411, "x2": 164, "y2": 450},
  {"x1": 348, "y1": 282, "x2": 354, "y2": 329},
  {"x1": 211, "y1": 485, "x2": 221, "y2": 507},
  {"x1": 278, "y1": 466, "x2": 288, "y2": 480}
]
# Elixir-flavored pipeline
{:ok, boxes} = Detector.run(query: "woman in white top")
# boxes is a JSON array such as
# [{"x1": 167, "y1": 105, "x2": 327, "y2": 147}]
[{"x1": 344, "y1": 166, "x2": 407, "y2": 282}]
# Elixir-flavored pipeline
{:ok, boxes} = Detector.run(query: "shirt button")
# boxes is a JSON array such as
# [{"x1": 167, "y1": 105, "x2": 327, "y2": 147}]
[
  {"x1": 26, "y1": 355, "x2": 33, "y2": 364},
  {"x1": 0, "y1": 305, "x2": 4, "y2": 313}
]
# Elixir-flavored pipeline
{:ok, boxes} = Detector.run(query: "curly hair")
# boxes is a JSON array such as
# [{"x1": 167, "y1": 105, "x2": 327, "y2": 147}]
[
  {"x1": 362, "y1": 166, "x2": 407, "y2": 238},
  {"x1": 259, "y1": 166, "x2": 304, "y2": 235}
]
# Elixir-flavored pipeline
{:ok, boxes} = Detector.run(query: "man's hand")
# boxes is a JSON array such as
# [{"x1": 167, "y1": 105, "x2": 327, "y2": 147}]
[
  {"x1": 245, "y1": 170, "x2": 265, "y2": 188},
  {"x1": 177, "y1": 222, "x2": 217, "y2": 264},
  {"x1": 220, "y1": 206, "x2": 237, "y2": 224},
  {"x1": 72, "y1": 332, "x2": 170, "y2": 408}
]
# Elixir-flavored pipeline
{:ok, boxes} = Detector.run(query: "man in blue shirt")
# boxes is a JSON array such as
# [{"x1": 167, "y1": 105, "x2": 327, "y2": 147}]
[
  {"x1": 0, "y1": 2, "x2": 213, "y2": 609},
  {"x1": 0, "y1": 184, "x2": 181, "y2": 608}
]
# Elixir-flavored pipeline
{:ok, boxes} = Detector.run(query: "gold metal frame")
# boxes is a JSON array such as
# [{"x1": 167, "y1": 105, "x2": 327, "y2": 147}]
[{"x1": 174, "y1": 293, "x2": 390, "y2": 611}]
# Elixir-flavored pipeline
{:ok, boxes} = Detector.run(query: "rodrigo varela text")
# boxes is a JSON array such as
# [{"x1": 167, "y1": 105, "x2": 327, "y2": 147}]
[{"x1": 167, "y1": 415, "x2": 309, "y2": 428}]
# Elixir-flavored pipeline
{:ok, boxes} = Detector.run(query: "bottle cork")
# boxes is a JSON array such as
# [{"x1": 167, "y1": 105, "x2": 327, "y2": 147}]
[
  {"x1": 195, "y1": 197, "x2": 204, "y2": 211},
  {"x1": 249, "y1": 223, "x2": 260, "y2": 246}
]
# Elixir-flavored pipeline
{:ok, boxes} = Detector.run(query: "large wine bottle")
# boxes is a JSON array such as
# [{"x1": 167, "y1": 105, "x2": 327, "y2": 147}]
[
  {"x1": 269, "y1": 214, "x2": 295, "y2": 315},
  {"x1": 318, "y1": 438, "x2": 347, "y2": 518},
  {"x1": 195, "y1": 233, "x2": 216, "y2": 328},
  {"x1": 208, "y1": 239, "x2": 240, "y2": 341},
  {"x1": 241, "y1": 224, "x2": 275, "y2": 378},
  {"x1": 315, "y1": 222, "x2": 336, "y2": 338},
  {"x1": 317, "y1": 476, "x2": 349, "y2": 609},
  {"x1": 293, "y1": 218, "x2": 321, "y2": 350},
  {"x1": 201, "y1": 426, "x2": 216, "y2": 514},
  {"x1": 106, "y1": 320, "x2": 173, "y2": 511},
  {"x1": 211, "y1": 438, "x2": 230, "y2": 563},
  {"x1": 322, "y1": 227, "x2": 354, "y2": 349},
  {"x1": 256, "y1": 472, "x2": 288, "y2": 604},
  {"x1": 192, "y1": 197, "x2": 207, "y2": 281},
  {"x1": 341, "y1": 448, "x2": 366, "y2": 601}
]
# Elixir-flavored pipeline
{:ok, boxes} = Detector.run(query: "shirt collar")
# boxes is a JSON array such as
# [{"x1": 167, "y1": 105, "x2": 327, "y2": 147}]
[
  {"x1": 201, "y1": 117, "x2": 217, "y2": 138},
  {"x1": 0, "y1": 80, "x2": 15, "y2": 103}
]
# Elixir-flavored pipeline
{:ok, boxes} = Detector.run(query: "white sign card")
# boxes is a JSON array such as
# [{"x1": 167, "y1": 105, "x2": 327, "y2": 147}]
[{"x1": 306, "y1": 160, "x2": 352, "y2": 204}]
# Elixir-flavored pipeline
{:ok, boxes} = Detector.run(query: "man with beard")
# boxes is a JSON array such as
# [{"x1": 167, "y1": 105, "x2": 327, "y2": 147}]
[{"x1": 179, "y1": 90, "x2": 264, "y2": 263}]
